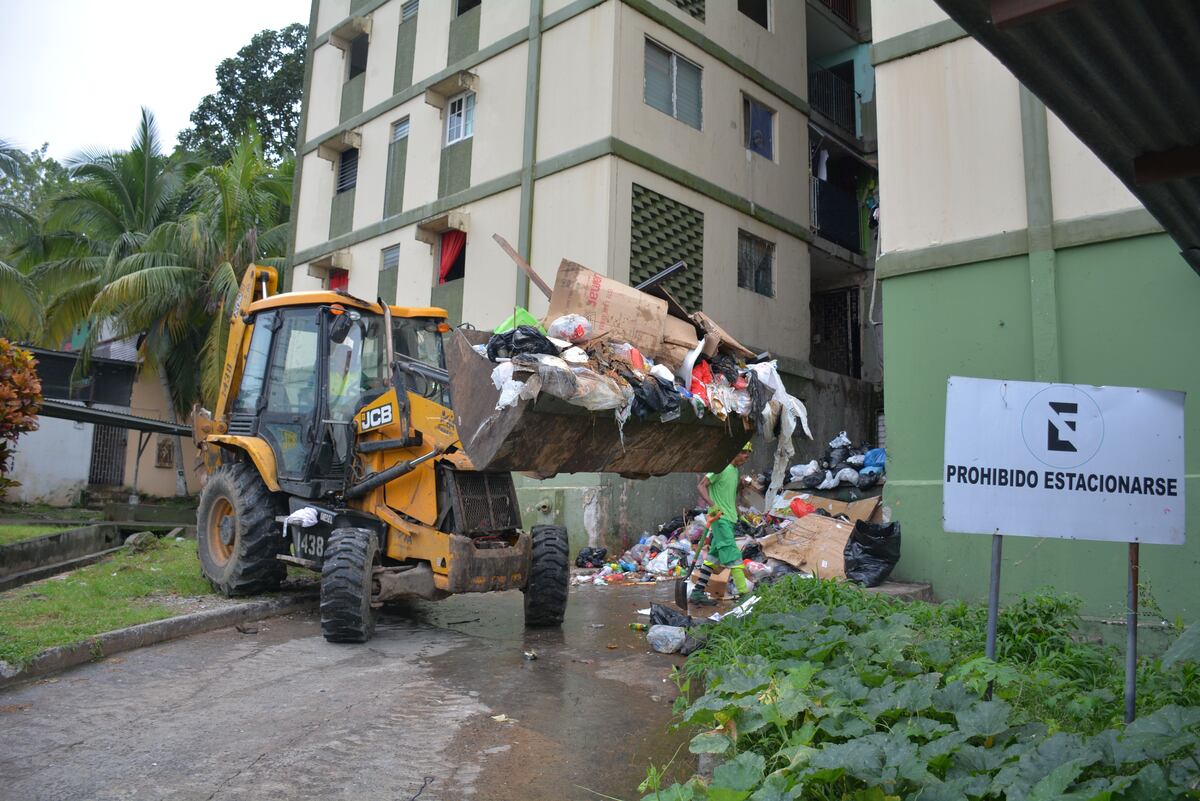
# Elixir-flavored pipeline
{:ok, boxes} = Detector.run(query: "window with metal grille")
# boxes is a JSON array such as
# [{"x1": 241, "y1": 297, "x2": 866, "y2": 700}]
[
  {"x1": 347, "y1": 33, "x2": 369, "y2": 79},
  {"x1": 810, "y1": 287, "x2": 862, "y2": 378},
  {"x1": 401, "y1": 0, "x2": 419, "y2": 22},
  {"x1": 445, "y1": 91, "x2": 475, "y2": 145},
  {"x1": 743, "y1": 94, "x2": 774, "y2": 159},
  {"x1": 337, "y1": 148, "x2": 358, "y2": 192},
  {"x1": 379, "y1": 244, "x2": 400, "y2": 304},
  {"x1": 643, "y1": 39, "x2": 702, "y2": 130},
  {"x1": 739, "y1": 0, "x2": 769, "y2": 28},
  {"x1": 456, "y1": 0, "x2": 480, "y2": 15},
  {"x1": 737, "y1": 230, "x2": 774, "y2": 296}
]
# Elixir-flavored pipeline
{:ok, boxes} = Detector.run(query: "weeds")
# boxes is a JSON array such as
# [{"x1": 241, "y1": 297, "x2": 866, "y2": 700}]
[{"x1": 645, "y1": 577, "x2": 1200, "y2": 800}]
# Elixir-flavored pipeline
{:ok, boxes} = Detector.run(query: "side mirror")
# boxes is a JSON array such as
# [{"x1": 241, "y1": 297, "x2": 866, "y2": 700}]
[{"x1": 328, "y1": 309, "x2": 357, "y2": 343}]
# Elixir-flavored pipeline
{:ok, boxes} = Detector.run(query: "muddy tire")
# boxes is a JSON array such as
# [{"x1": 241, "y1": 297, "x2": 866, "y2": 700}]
[
  {"x1": 320, "y1": 527, "x2": 379, "y2": 643},
  {"x1": 524, "y1": 525, "x2": 569, "y2": 627},
  {"x1": 196, "y1": 462, "x2": 285, "y2": 596}
]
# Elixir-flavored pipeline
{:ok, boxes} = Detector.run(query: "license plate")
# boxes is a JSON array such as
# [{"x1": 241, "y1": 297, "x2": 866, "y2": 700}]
[{"x1": 295, "y1": 530, "x2": 328, "y2": 561}]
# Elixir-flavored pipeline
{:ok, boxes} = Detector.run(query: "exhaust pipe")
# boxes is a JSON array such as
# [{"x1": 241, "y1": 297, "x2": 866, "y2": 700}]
[{"x1": 344, "y1": 447, "x2": 444, "y2": 499}]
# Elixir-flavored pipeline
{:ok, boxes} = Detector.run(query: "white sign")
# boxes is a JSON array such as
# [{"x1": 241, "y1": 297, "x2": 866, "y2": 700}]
[{"x1": 943, "y1": 377, "x2": 1185, "y2": 544}]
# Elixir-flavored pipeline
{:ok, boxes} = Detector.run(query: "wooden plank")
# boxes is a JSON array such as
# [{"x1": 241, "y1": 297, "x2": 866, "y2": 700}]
[{"x1": 492, "y1": 233, "x2": 553, "y2": 300}]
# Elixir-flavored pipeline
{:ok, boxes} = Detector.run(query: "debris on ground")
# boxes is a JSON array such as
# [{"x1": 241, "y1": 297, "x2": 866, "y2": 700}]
[
  {"x1": 647, "y1": 624, "x2": 687, "y2": 654},
  {"x1": 123, "y1": 531, "x2": 158, "y2": 552}
]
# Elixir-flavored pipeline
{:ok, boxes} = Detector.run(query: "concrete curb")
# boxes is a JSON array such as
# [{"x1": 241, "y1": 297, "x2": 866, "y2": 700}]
[{"x1": 0, "y1": 592, "x2": 318, "y2": 690}]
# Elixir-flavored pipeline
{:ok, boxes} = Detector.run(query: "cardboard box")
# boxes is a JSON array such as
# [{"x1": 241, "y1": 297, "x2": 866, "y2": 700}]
[
  {"x1": 545, "y1": 259, "x2": 700, "y2": 369},
  {"x1": 774, "y1": 492, "x2": 880, "y2": 523},
  {"x1": 760, "y1": 514, "x2": 855, "y2": 578}
]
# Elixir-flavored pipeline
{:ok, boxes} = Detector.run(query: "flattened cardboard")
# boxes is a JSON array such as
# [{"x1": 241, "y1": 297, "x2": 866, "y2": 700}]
[
  {"x1": 773, "y1": 492, "x2": 880, "y2": 523},
  {"x1": 760, "y1": 514, "x2": 854, "y2": 578}
]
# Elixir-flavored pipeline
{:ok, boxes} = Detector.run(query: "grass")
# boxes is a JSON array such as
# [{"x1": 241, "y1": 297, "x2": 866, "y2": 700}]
[
  {"x1": 0, "y1": 502, "x2": 103, "y2": 523},
  {"x1": 0, "y1": 524, "x2": 73, "y2": 546},
  {"x1": 0, "y1": 538, "x2": 214, "y2": 667}
]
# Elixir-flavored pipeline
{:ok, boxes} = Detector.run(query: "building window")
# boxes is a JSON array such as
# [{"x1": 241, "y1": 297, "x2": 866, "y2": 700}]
[
  {"x1": 738, "y1": 0, "x2": 769, "y2": 29},
  {"x1": 392, "y1": 117, "x2": 410, "y2": 142},
  {"x1": 401, "y1": 0, "x2": 419, "y2": 22},
  {"x1": 347, "y1": 33, "x2": 369, "y2": 79},
  {"x1": 337, "y1": 148, "x2": 358, "y2": 193},
  {"x1": 456, "y1": 0, "x2": 480, "y2": 15},
  {"x1": 643, "y1": 39, "x2": 702, "y2": 130},
  {"x1": 445, "y1": 91, "x2": 475, "y2": 145},
  {"x1": 379, "y1": 244, "x2": 400, "y2": 304},
  {"x1": 439, "y1": 231, "x2": 466, "y2": 284},
  {"x1": 743, "y1": 95, "x2": 774, "y2": 159},
  {"x1": 737, "y1": 230, "x2": 774, "y2": 296},
  {"x1": 329, "y1": 268, "x2": 349, "y2": 292}
]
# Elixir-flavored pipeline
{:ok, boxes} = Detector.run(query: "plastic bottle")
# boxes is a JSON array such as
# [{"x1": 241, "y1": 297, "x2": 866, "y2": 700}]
[{"x1": 629, "y1": 623, "x2": 648, "y2": 631}]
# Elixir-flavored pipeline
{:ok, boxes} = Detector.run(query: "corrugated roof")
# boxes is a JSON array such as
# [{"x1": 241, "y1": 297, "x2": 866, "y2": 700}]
[{"x1": 934, "y1": 0, "x2": 1200, "y2": 275}]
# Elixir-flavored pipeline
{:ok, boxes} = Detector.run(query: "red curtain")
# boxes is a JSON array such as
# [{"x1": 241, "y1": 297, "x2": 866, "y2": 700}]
[
  {"x1": 329, "y1": 268, "x2": 349, "y2": 291},
  {"x1": 439, "y1": 230, "x2": 466, "y2": 284}
]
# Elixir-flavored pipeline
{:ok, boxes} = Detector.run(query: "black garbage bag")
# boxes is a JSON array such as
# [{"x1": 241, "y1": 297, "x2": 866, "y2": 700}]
[
  {"x1": 575, "y1": 546, "x2": 608, "y2": 568},
  {"x1": 709, "y1": 353, "x2": 740, "y2": 384},
  {"x1": 650, "y1": 602, "x2": 692, "y2": 628},
  {"x1": 679, "y1": 632, "x2": 707, "y2": 656},
  {"x1": 843, "y1": 521, "x2": 901, "y2": 588},
  {"x1": 740, "y1": 540, "x2": 764, "y2": 562},
  {"x1": 486, "y1": 325, "x2": 558, "y2": 361},
  {"x1": 746, "y1": 373, "x2": 771, "y2": 417},
  {"x1": 625, "y1": 373, "x2": 681, "y2": 421}
]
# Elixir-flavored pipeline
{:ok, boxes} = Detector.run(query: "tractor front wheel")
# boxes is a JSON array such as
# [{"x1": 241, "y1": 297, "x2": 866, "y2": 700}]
[
  {"x1": 524, "y1": 525, "x2": 569, "y2": 627},
  {"x1": 196, "y1": 462, "x2": 285, "y2": 595},
  {"x1": 320, "y1": 527, "x2": 380, "y2": 643}
]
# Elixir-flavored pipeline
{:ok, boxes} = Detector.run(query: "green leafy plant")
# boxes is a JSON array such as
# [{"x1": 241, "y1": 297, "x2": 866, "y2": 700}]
[
  {"x1": 0, "y1": 339, "x2": 41, "y2": 490},
  {"x1": 644, "y1": 578, "x2": 1200, "y2": 800}
]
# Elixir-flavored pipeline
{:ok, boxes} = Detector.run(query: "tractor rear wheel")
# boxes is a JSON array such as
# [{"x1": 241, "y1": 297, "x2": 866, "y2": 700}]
[
  {"x1": 320, "y1": 527, "x2": 380, "y2": 643},
  {"x1": 196, "y1": 462, "x2": 285, "y2": 595},
  {"x1": 524, "y1": 525, "x2": 569, "y2": 627}
]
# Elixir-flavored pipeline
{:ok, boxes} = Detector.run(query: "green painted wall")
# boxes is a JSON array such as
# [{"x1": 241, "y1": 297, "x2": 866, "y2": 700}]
[
  {"x1": 881, "y1": 233, "x2": 1199, "y2": 621},
  {"x1": 394, "y1": 15, "x2": 417, "y2": 92},
  {"x1": 439, "y1": 138, "x2": 473, "y2": 198},
  {"x1": 430, "y1": 278, "x2": 464, "y2": 325},
  {"x1": 340, "y1": 73, "x2": 365, "y2": 122},
  {"x1": 329, "y1": 188, "x2": 356, "y2": 239},
  {"x1": 448, "y1": 4, "x2": 481, "y2": 64},
  {"x1": 384, "y1": 136, "x2": 408, "y2": 217}
]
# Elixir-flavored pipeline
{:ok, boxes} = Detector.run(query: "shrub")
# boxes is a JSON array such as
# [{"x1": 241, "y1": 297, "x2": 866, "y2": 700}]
[{"x1": 0, "y1": 338, "x2": 42, "y2": 490}]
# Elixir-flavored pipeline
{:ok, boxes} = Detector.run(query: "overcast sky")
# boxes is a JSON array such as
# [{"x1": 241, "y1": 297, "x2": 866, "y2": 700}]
[{"x1": 0, "y1": 0, "x2": 309, "y2": 161}]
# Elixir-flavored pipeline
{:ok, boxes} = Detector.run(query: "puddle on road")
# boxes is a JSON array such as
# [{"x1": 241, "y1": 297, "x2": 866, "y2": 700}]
[{"x1": 378, "y1": 581, "x2": 697, "y2": 801}]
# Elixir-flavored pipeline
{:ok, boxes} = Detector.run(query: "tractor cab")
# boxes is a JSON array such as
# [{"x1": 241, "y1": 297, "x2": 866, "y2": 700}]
[{"x1": 226, "y1": 294, "x2": 449, "y2": 498}]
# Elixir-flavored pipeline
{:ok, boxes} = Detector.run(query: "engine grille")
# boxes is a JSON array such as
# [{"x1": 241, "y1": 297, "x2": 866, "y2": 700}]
[{"x1": 450, "y1": 471, "x2": 521, "y2": 535}]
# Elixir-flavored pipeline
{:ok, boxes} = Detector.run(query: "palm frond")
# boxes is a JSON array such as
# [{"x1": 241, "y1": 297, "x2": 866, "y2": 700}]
[{"x1": 0, "y1": 258, "x2": 44, "y2": 339}]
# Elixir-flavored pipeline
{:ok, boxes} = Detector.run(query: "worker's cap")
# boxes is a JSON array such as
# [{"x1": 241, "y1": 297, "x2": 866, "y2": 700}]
[{"x1": 741, "y1": 442, "x2": 753, "y2": 453}]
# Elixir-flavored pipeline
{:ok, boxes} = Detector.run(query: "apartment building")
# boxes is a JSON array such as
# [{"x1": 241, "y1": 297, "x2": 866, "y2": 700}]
[
  {"x1": 870, "y1": 0, "x2": 1199, "y2": 618},
  {"x1": 287, "y1": 0, "x2": 881, "y2": 545}
]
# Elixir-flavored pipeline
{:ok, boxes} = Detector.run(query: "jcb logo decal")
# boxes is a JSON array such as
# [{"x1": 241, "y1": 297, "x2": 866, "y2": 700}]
[{"x1": 360, "y1": 404, "x2": 394, "y2": 432}]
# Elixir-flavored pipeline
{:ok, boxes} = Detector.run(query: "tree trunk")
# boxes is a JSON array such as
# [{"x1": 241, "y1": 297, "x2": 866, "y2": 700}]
[{"x1": 158, "y1": 371, "x2": 189, "y2": 497}]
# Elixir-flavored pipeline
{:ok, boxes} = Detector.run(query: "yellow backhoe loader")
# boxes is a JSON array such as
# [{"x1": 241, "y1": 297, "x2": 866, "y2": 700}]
[{"x1": 193, "y1": 263, "x2": 748, "y2": 642}]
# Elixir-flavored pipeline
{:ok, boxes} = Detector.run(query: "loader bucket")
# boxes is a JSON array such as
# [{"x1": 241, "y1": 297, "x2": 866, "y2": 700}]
[{"x1": 446, "y1": 330, "x2": 751, "y2": 478}]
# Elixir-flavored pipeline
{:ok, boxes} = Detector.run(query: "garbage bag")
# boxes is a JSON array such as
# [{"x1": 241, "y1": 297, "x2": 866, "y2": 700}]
[
  {"x1": 864, "y1": 447, "x2": 886, "y2": 470},
  {"x1": 575, "y1": 546, "x2": 608, "y2": 568},
  {"x1": 495, "y1": 307, "x2": 546, "y2": 335},
  {"x1": 790, "y1": 497, "x2": 816, "y2": 517},
  {"x1": 741, "y1": 541, "x2": 764, "y2": 562},
  {"x1": 679, "y1": 632, "x2": 706, "y2": 656},
  {"x1": 801, "y1": 471, "x2": 827, "y2": 489},
  {"x1": 645, "y1": 551, "x2": 672, "y2": 574},
  {"x1": 649, "y1": 603, "x2": 692, "y2": 628},
  {"x1": 647, "y1": 624, "x2": 688, "y2": 654},
  {"x1": 546, "y1": 314, "x2": 593, "y2": 343},
  {"x1": 843, "y1": 521, "x2": 901, "y2": 588},
  {"x1": 817, "y1": 470, "x2": 838, "y2": 490},
  {"x1": 828, "y1": 431, "x2": 851, "y2": 449},
  {"x1": 627, "y1": 373, "x2": 681, "y2": 421},
  {"x1": 833, "y1": 467, "x2": 860, "y2": 486},
  {"x1": 486, "y1": 325, "x2": 558, "y2": 361}
]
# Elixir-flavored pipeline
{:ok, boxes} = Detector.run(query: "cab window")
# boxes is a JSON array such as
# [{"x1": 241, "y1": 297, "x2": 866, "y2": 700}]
[{"x1": 393, "y1": 317, "x2": 448, "y2": 403}]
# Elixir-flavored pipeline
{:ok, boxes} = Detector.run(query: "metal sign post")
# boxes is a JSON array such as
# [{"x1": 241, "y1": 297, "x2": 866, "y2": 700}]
[
  {"x1": 943, "y1": 377, "x2": 1186, "y2": 721},
  {"x1": 1126, "y1": 543, "x2": 1139, "y2": 723}
]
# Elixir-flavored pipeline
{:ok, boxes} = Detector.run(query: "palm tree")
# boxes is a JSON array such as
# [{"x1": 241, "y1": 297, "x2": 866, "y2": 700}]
[{"x1": 0, "y1": 139, "x2": 52, "y2": 340}]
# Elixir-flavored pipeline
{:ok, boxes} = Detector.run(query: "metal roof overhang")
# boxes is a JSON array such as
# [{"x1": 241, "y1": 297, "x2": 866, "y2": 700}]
[
  {"x1": 38, "y1": 398, "x2": 192, "y2": 437},
  {"x1": 933, "y1": 0, "x2": 1200, "y2": 276}
]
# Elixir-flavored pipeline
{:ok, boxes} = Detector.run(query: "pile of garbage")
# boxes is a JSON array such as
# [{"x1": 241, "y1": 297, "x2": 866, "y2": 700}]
[
  {"x1": 786, "y1": 431, "x2": 886, "y2": 491},
  {"x1": 572, "y1": 511, "x2": 708, "y2": 586}
]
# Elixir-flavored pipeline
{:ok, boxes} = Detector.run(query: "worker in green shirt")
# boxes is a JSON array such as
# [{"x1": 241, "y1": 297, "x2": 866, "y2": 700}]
[{"x1": 690, "y1": 442, "x2": 753, "y2": 605}]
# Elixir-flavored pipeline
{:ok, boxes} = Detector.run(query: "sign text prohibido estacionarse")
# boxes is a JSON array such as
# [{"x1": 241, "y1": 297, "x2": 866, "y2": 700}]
[{"x1": 943, "y1": 377, "x2": 1186, "y2": 544}]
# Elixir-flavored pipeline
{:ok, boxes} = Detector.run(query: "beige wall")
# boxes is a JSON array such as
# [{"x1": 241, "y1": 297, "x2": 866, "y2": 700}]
[
  {"x1": 363, "y1": 0, "x2": 402, "y2": 110},
  {"x1": 295, "y1": 151, "x2": 336, "y2": 252},
  {"x1": 872, "y1": 0, "x2": 949, "y2": 41},
  {"x1": 612, "y1": 161, "x2": 811, "y2": 362},
  {"x1": 124, "y1": 368, "x2": 204, "y2": 498},
  {"x1": 1047, "y1": 112, "x2": 1140, "y2": 222},
  {"x1": 537, "y1": 4, "x2": 617, "y2": 160},
  {"x1": 874, "y1": 37, "x2": 1027, "y2": 253},
  {"x1": 315, "y1": 0, "x2": 351, "y2": 38},
  {"x1": 480, "y1": 0, "x2": 531, "y2": 50},
  {"x1": 470, "y1": 42, "x2": 528, "y2": 185},
  {"x1": 412, "y1": 0, "x2": 453, "y2": 82},
  {"x1": 306, "y1": 43, "x2": 346, "y2": 141},
  {"x1": 612, "y1": 3, "x2": 809, "y2": 223}
]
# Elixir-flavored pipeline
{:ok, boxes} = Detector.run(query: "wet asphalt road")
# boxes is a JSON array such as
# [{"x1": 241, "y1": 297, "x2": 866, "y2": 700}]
[{"x1": 0, "y1": 582, "x2": 695, "y2": 801}]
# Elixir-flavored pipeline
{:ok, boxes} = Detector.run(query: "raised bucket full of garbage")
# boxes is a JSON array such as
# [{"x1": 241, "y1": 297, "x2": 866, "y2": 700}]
[{"x1": 447, "y1": 257, "x2": 811, "y2": 480}]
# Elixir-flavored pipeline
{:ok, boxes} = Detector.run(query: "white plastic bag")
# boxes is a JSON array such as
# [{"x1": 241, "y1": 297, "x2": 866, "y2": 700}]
[
  {"x1": 570, "y1": 367, "x2": 632, "y2": 411},
  {"x1": 647, "y1": 625, "x2": 687, "y2": 653},
  {"x1": 546, "y1": 314, "x2": 593, "y2": 343},
  {"x1": 650, "y1": 364, "x2": 676, "y2": 385},
  {"x1": 490, "y1": 361, "x2": 515, "y2": 390},
  {"x1": 847, "y1": 453, "x2": 866, "y2": 467},
  {"x1": 645, "y1": 550, "x2": 671, "y2": 574},
  {"x1": 496, "y1": 379, "x2": 526, "y2": 409},
  {"x1": 833, "y1": 467, "x2": 860, "y2": 486},
  {"x1": 817, "y1": 470, "x2": 838, "y2": 490},
  {"x1": 789, "y1": 460, "x2": 820, "y2": 482},
  {"x1": 561, "y1": 346, "x2": 589, "y2": 364},
  {"x1": 828, "y1": 431, "x2": 851, "y2": 449}
]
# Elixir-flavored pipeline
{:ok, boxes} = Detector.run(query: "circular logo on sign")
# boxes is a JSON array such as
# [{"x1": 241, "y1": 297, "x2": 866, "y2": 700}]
[{"x1": 1020, "y1": 385, "x2": 1104, "y2": 468}]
